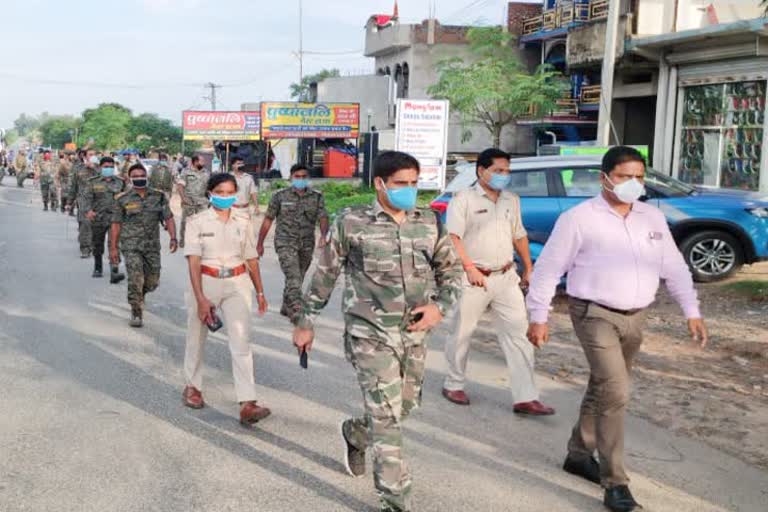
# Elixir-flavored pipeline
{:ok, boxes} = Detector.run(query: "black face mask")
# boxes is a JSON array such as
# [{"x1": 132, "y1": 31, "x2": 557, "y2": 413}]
[{"x1": 131, "y1": 178, "x2": 148, "y2": 188}]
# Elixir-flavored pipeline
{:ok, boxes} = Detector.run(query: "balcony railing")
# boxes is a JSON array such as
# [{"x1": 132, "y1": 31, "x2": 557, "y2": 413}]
[
  {"x1": 580, "y1": 85, "x2": 601, "y2": 104},
  {"x1": 520, "y1": 0, "x2": 607, "y2": 36}
]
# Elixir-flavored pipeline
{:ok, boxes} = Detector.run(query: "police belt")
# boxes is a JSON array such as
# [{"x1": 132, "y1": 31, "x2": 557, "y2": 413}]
[
  {"x1": 233, "y1": 204, "x2": 249, "y2": 209},
  {"x1": 201, "y1": 264, "x2": 247, "y2": 279},
  {"x1": 474, "y1": 261, "x2": 514, "y2": 277}
]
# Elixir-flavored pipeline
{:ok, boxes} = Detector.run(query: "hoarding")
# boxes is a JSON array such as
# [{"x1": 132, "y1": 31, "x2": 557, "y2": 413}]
[
  {"x1": 260, "y1": 102, "x2": 360, "y2": 139},
  {"x1": 394, "y1": 99, "x2": 450, "y2": 190},
  {"x1": 182, "y1": 111, "x2": 261, "y2": 141}
]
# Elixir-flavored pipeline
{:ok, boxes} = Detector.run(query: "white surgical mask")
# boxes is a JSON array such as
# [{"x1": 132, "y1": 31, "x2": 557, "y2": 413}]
[{"x1": 603, "y1": 173, "x2": 645, "y2": 204}]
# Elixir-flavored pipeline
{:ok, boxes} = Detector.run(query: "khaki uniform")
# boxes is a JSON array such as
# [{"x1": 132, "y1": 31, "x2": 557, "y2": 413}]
[
  {"x1": 183, "y1": 209, "x2": 258, "y2": 403},
  {"x1": 14, "y1": 154, "x2": 28, "y2": 187},
  {"x1": 266, "y1": 187, "x2": 328, "y2": 318},
  {"x1": 297, "y1": 201, "x2": 463, "y2": 512},
  {"x1": 231, "y1": 172, "x2": 257, "y2": 221},
  {"x1": 444, "y1": 184, "x2": 539, "y2": 403},
  {"x1": 113, "y1": 188, "x2": 173, "y2": 311},
  {"x1": 177, "y1": 168, "x2": 210, "y2": 247}
]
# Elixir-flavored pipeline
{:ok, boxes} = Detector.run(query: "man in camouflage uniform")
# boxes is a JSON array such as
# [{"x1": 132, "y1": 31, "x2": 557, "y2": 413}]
[
  {"x1": 111, "y1": 164, "x2": 178, "y2": 327},
  {"x1": 56, "y1": 152, "x2": 73, "y2": 213},
  {"x1": 257, "y1": 164, "x2": 329, "y2": 321},
  {"x1": 176, "y1": 155, "x2": 209, "y2": 247},
  {"x1": 148, "y1": 153, "x2": 174, "y2": 198},
  {"x1": 14, "y1": 151, "x2": 28, "y2": 188},
  {"x1": 0, "y1": 150, "x2": 8, "y2": 185},
  {"x1": 68, "y1": 149, "x2": 99, "y2": 257},
  {"x1": 81, "y1": 156, "x2": 126, "y2": 282},
  {"x1": 120, "y1": 153, "x2": 139, "y2": 176},
  {"x1": 36, "y1": 151, "x2": 58, "y2": 211},
  {"x1": 292, "y1": 151, "x2": 463, "y2": 512}
]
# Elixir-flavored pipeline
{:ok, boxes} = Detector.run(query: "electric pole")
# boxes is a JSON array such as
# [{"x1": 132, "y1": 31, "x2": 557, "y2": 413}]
[
  {"x1": 205, "y1": 82, "x2": 220, "y2": 111},
  {"x1": 596, "y1": 0, "x2": 620, "y2": 145},
  {"x1": 298, "y1": 0, "x2": 304, "y2": 84}
]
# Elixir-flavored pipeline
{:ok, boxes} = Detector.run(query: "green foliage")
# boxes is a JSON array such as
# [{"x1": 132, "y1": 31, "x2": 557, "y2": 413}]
[
  {"x1": 38, "y1": 115, "x2": 80, "y2": 148},
  {"x1": 80, "y1": 103, "x2": 133, "y2": 149},
  {"x1": 722, "y1": 280, "x2": 768, "y2": 302},
  {"x1": 290, "y1": 68, "x2": 341, "y2": 102},
  {"x1": 4, "y1": 128, "x2": 19, "y2": 147},
  {"x1": 13, "y1": 113, "x2": 41, "y2": 136},
  {"x1": 428, "y1": 26, "x2": 565, "y2": 148},
  {"x1": 129, "y1": 113, "x2": 184, "y2": 154}
]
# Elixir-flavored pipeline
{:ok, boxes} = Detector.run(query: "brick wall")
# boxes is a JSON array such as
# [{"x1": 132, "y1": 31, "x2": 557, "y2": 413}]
[
  {"x1": 413, "y1": 20, "x2": 470, "y2": 45},
  {"x1": 507, "y1": 2, "x2": 543, "y2": 35}
]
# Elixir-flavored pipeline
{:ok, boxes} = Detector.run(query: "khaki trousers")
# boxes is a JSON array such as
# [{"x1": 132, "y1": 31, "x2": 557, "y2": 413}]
[
  {"x1": 444, "y1": 271, "x2": 539, "y2": 403},
  {"x1": 567, "y1": 297, "x2": 646, "y2": 488},
  {"x1": 184, "y1": 274, "x2": 258, "y2": 403}
]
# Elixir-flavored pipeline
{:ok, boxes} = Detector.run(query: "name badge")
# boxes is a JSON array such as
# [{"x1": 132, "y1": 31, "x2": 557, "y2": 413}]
[
  {"x1": 649, "y1": 231, "x2": 663, "y2": 240},
  {"x1": 201, "y1": 232, "x2": 215, "y2": 237},
  {"x1": 474, "y1": 209, "x2": 488, "y2": 214}
]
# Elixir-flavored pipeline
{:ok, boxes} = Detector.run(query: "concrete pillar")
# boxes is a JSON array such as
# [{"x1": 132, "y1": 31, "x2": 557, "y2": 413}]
[
  {"x1": 662, "y1": 65, "x2": 678, "y2": 174},
  {"x1": 652, "y1": 57, "x2": 670, "y2": 170}
]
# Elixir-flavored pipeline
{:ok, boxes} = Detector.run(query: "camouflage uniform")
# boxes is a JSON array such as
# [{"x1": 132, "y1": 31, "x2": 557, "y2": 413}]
[
  {"x1": 266, "y1": 187, "x2": 328, "y2": 319},
  {"x1": 112, "y1": 187, "x2": 173, "y2": 316},
  {"x1": 57, "y1": 158, "x2": 73, "y2": 212},
  {"x1": 0, "y1": 152, "x2": 8, "y2": 185},
  {"x1": 37, "y1": 160, "x2": 58, "y2": 210},
  {"x1": 297, "y1": 201, "x2": 463, "y2": 512},
  {"x1": 148, "y1": 161, "x2": 174, "y2": 197},
  {"x1": 14, "y1": 154, "x2": 28, "y2": 187},
  {"x1": 177, "y1": 168, "x2": 210, "y2": 247},
  {"x1": 69, "y1": 163, "x2": 98, "y2": 256},
  {"x1": 81, "y1": 175, "x2": 126, "y2": 262}
]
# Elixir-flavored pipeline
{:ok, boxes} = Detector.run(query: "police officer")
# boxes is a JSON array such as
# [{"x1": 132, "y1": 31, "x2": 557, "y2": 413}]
[
  {"x1": 176, "y1": 155, "x2": 209, "y2": 247},
  {"x1": 0, "y1": 150, "x2": 8, "y2": 185},
  {"x1": 257, "y1": 164, "x2": 329, "y2": 321},
  {"x1": 182, "y1": 173, "x2": 270, "y2": 426},
  {"x1": 36, "y1": 150, "x2": 58, "y2": 211},
  {"x1": 148, "y1": 153, "x2": 174, "y2": 198},
  {"x1": 111, "y1": 164, "x2": 178, "y2": 327},
  {"x1": 14, "y1": 151, "x2": 28, "y2": 188},
  {"x1": 68, "y1": 149, "x2": 99, "y2": 257},
  {"x1": 230, "y1": 157, "x2": 259, "y2": 220},
  {"x1": 57, "y1": 152, "x2": 73, "y2": 213},
  {"x1": 292, "y1": 151, "x2": 463, "y2": 512},
  {"x1": 81, "y1": 156, "x2": 126, "y2": 282}
]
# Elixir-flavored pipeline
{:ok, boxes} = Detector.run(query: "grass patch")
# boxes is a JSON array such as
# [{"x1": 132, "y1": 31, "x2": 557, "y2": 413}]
[
  {"x1": 721, "y1": 280, "x2": 768, "y2": 302},
  {"x1": 259, "y1": 180, "x2": 439, "y2": 215}
]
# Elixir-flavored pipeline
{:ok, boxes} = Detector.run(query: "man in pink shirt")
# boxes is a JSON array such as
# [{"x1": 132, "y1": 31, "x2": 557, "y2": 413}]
[{"x1": 526, "y1": 146, "x2": 708, "y2": 512}]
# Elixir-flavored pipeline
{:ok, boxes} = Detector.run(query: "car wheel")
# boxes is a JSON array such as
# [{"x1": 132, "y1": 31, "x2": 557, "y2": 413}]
[{"x1": 680, "y1": 230, "x2": 743, "y2": 283}]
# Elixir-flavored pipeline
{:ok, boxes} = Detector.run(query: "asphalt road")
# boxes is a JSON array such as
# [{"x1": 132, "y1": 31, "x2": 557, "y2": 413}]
[{"x1": 0, "y1": 184, "x2": 766, "y2": 512}]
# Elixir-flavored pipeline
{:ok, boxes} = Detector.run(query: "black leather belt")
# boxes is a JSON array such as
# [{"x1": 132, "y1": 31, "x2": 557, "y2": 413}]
[{"x1": 572, "y1": 297, "x2": 643, "y2": 316}]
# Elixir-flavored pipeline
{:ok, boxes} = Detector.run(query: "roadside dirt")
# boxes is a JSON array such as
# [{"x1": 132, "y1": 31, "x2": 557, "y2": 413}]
[{"x1": 471, "y1": 263, "x2": 768, "y2": 470}]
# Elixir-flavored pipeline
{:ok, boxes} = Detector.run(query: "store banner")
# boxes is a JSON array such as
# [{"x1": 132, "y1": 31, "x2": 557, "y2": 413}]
[
  {"x1": 260, "y1": 102, "x2": 360, "y2": 139},
  {"x1": 182, "y1": 111, "x2": 261, "y2": 141},
  {"x1": 394, "y1": 99, "x2": 450, "y2": 190}
]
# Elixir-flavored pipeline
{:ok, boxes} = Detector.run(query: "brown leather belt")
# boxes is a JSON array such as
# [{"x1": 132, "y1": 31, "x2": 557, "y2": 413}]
[
  {"x1": 201, "y1": 264, "x2": 247, "y2": 278},
  {"x1": 475, "y1": 262, "x2": 514, "y2": 277},
  {"x1": 233, "y1": 204, "x2": 249, "y2": 208}
]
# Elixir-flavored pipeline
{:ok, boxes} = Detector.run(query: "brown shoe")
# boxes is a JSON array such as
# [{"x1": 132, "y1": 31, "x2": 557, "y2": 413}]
[
  {"x1": 442, "y1": 388, "x2": 470, "y2": 406},
  {"x1": 182, "y1": 385, "x2": 204, "y2": 409},
  {"x1": 240, "y1": 401, "x2": 271, "y2": 426},
  {"x1": 513, "y1": 400, "x2": 555, "y2": 416}
]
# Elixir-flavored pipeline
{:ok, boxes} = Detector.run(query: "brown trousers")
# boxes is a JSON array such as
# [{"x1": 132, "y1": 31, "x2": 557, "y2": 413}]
[{"x1": 567, "y1": 297, "x2": 646, "y2": 488}]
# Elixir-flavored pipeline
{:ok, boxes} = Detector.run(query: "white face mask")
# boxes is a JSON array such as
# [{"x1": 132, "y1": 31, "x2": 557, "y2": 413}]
[{"x1": 603, "y1": 173, "x2": 645, "y2": 204}]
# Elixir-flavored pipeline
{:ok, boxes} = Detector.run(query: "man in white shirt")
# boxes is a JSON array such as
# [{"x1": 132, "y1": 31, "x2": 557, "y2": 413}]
[{"x1": 230, "y1": 157, "x2": 259, "y2": 220}]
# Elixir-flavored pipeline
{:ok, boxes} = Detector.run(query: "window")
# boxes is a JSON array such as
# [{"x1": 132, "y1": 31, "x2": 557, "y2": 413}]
[
  {"x1": 509, "y1": 170, "x2": 548, "y2": 196},
  {"x1": 561, "y1": 168, "x2": 602, "y2": 197}
]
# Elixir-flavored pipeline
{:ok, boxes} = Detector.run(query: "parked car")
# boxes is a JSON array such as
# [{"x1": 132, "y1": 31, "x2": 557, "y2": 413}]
[{"x1": 430, "y1": 155, "x2": 768, "y2": 282}]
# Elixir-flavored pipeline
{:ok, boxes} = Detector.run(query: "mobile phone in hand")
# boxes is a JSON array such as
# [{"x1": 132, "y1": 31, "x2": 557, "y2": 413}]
[
  {"x1": 207, "y1": 306, "x2": 223, "y2": 332},
  {"x1": 299, "y1": 349, "x2": 308, "y2": 369}
]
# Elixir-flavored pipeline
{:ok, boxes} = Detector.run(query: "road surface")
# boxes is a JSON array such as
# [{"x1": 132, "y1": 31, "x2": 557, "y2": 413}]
[{"x1": 0, "y1": 185, "x2": 766, "y2": 511}]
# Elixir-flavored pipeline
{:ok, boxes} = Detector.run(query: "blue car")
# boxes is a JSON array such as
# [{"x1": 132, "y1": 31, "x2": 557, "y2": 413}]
[{"x1": 430, "y1": 155, "x2": 768, "y2": 282}]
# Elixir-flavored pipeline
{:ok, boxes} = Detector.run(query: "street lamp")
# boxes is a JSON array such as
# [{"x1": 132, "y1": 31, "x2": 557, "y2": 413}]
[{"x1": 367, "y1": 108, "x2": 374, "y2": 132}]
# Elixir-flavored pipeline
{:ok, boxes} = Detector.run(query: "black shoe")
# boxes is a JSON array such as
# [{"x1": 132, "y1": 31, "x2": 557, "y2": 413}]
[
  {"x1": 563, "y1": 454, "x2": 601, "y2": 484},
  {"x1": 110, "y1": 266, "x2": 126, "y2": 284},
  {"x1": 93, "y1": 257, "x2": 103, "y2": 278},
  {"x1": 604, "y1": 485, "x2": 642, "y2": 512},
  {"x1": 340, "y1": 420, "x2": 366, "y2": 478},
  {"x1": 43, "y1": 204, "x2": 48, "y2": 211}
]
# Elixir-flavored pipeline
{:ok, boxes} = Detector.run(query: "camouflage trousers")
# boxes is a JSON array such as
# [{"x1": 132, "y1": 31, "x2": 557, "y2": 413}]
[
  {"x1": 77, "y1": 202, "x2": 92, "y2": 253},
  {"x1": 0, "y1": 166, "x2": 5, "y2": 184},
  {"x1": 276, "y1": 241, "x2": 314, "y2": 318},
  {"x1": 91, "y1": 222, "x2": 111, "y2": 257},
  {"x1": 123, "y1": 250, "x2": 161, "y2": 308},
  {"x1": 16, "y1": 170, "x2": 27, "y2": 187},
  {"x1": 40, "y1": 181, "x2": 58, "y2": 209},
  {"x1": 344, "y1": 334, "x2": 428, "y2": 512},
  {"x1": 180, "y1": 205, "x2": 208, "y2": 247}
]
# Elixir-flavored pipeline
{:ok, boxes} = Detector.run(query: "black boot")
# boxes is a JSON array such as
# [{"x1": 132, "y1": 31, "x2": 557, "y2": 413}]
[
  {"x1": 110, "y1": 264, "x2": 125, "y2": 284},
  {"x1": 43, "y1": 202, "x2": 48, "y2": 211},
  {"x1": 92, "y1": 257, "x2": 103, "y2": 278}
]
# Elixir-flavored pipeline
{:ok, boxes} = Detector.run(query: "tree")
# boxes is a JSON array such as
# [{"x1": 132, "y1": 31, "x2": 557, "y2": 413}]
[
  {"x1": 39, "y1": 115, "x2": 81, "y2": 148},
  {"x1": 3, "y1": 129, "x2": 19, "y2": 147},
  {"x1": 128, "y1": 113, "x2": 185, "y2": 154},
  {"x1": 79, "y1": 103, "x2": 133, "y2": 150},
  {"x1": 428, "y1": 27, "x2": 565, "y2": 148},
  {"x1": 13, "y1": 113, "x2": 40, "y2": 136},
  {"x1": 290, "y1": 68, "x2": 340, "y2": 102}
]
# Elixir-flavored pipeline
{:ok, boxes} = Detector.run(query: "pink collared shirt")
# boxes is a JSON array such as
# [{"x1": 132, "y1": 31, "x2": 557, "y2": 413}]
[{"x1": 526, "y1": 194, "x2": 701, "y2": 323}]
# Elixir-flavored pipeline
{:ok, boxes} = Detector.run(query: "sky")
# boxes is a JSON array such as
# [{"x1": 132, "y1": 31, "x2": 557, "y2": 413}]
[{"x1": 0, "y1": 0, "x2": 520, "y2": 129}]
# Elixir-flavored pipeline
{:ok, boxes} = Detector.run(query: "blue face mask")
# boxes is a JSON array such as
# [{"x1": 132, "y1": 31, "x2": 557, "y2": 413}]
[
  {"x1": 292, "y1": 178, "x2": 309, "y2": 189},
  {"x1": 487, "y1": 172, "x2": 511, "y2": 191},
  {"x1": 101, "y1": 167, "x2": 115, "y2": 178},
  {"x1": 209, "y1": 195, "x2": 237, "y2": 210},
  {"x1": 384, "y1": 183, "x2": 418, "y2": 211}
]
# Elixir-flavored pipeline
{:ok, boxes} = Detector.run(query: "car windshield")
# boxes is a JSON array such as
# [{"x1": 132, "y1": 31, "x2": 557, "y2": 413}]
[{"x1": 646, "y1": 169, "x2": 696, "y2": 197}]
